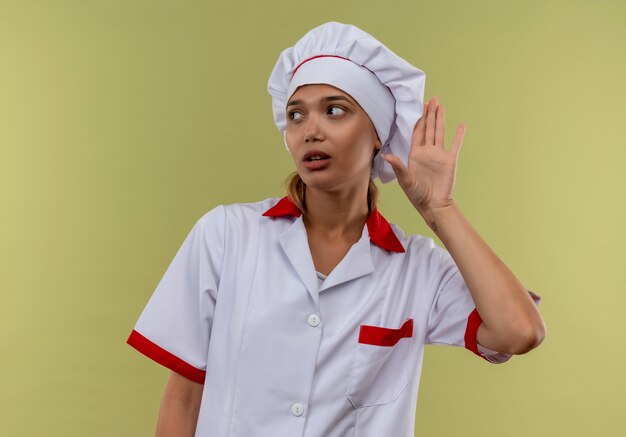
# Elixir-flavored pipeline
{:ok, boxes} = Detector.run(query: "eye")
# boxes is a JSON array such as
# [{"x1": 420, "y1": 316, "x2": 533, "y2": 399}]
[
  {"x1": 328, "y1": 106, "x2": 346, "y2": 116},
  {"x1": 288, "y1": 110, "x2": 303, "y2": 121}
]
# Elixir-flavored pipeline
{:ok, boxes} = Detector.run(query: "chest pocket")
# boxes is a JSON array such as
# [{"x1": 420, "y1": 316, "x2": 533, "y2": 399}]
[{"x1": 346, "y1": 318, "x2": 413, "y2": 408}]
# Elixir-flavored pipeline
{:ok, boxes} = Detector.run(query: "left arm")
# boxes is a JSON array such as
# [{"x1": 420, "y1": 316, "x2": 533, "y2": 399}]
[
  {"x1": 422, "y1": 201, "x2": 545, "y2": 354},
  {"x1": 382, "y1": 96, "x2": 546, "y2": 355}
]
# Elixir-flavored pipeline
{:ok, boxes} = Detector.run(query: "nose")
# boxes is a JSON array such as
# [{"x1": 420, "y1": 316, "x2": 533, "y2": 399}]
[{"x1": 303, "y1": 113, "x2": 323, "y2": 143}]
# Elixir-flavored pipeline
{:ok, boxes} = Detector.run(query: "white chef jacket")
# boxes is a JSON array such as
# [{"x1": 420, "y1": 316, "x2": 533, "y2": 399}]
[{"x1": 127, "y1": 196, "x2": 541, "y2": 437}]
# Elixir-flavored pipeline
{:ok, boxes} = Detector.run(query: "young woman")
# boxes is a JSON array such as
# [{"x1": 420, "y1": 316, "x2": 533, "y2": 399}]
[{"x1": 127, "y1": 22, "x2": 545, "y2": 437}]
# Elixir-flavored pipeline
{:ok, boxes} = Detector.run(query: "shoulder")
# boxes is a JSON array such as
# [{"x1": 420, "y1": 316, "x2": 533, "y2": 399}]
[
  {"x1": 387, "y1": 221, "x2": 451, "y2": 267},
  {"x1": 385, "y1": 220, "x2": 437, "y2": 252},
  {"x1": 385, "y1": 222, "x2": 459, "y2": 291},
  {"x1": 187, "y1": 197, "x2": 282, "y2": 247},
  {"x1": 196, "y1": 196, "x2": 282, "y2": 229},
  {"x1": 224, "y1": 197, "x2": 282, "y2": 219}
]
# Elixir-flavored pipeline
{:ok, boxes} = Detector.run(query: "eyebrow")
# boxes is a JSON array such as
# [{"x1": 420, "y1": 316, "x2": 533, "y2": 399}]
[{"x1": 287, "y1": 95, "x2": 353, "y2": 107}]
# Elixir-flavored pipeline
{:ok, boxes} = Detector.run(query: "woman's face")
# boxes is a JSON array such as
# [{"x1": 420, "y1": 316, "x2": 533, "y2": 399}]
[{"x1": 285, "y1": 83, "x2": 381, "y2": 192}]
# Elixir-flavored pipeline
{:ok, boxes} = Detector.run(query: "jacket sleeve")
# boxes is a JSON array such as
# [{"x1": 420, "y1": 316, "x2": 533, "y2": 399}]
[
  {"x1": 424, "y1": 242, "x2": 541, "y2": 364},
  {"x1": 126, "y1": 205, "x2": 226, "y2": 383}
]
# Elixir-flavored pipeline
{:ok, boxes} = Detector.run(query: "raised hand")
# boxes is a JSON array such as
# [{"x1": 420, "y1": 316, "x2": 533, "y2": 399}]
[{"x1": 382, "y1": 96, "x2": 466, "y2": 218}]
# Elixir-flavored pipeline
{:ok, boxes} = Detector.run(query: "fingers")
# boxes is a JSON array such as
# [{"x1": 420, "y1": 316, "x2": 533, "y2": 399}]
[
  {"x1": 413, "y1": 96, "x2": 449, "y2": 149},
  {"x1": 435, "y1": 104, "x2": 445, "y2": 148},
  {"x1": 425, "y1": 97, "x2": 437, "y2": 146},
  {"x1": 412, "y1": 103, "x2": 426, "y2": 147},
  {"x1": 450, "y1": 122, "x2": 466, "y2": 158},
  {"x1": 381, "y1": 153, "x2": 410, "y2": 187}
]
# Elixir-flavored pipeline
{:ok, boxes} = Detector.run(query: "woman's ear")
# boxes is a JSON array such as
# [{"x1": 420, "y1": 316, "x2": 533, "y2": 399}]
[
  {"x1": 374, "y1": 137, "x2": 382, "y2": 152},
  {"x1": 372, "y1": 141, "x2": 382, "y2": 160},
  {"x1": 370, "y1": 121, "x2": 382, "y2": 151}
]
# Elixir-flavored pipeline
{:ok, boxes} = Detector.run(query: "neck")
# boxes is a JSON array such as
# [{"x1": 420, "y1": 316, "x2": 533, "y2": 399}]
[{"x1": 302, "y1": 184, "x2": 370, "y2": 240}]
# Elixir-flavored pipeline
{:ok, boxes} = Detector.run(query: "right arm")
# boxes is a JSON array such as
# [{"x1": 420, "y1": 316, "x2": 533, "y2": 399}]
[{"x1": 155, "y1": 371, "x2": 204, "y2": 437}]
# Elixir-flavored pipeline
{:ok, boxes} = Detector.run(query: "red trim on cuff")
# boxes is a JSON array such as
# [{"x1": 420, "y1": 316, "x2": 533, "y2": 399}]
[
  {"x1": 464, "y1": 308, "x2": 491, "y2": 362},
  {"x1": 126, "y1": 330, "x2": 206, "y2": 384}
]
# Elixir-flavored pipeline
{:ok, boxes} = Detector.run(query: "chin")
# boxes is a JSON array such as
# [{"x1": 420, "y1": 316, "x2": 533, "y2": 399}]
[
  {"x1": 306, "y1": 177, "x2": 363, "y2": 195},
  {"x1": 298, "y1": 166, "x2": 369, "y2": 191},
  {"x1": 302, "y1": 177, "x2": 335, "y2": 190}
]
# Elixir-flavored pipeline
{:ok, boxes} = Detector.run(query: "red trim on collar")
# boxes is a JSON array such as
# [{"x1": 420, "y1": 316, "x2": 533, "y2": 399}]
[
  {"x1": 262, "y1": 196, "x2": 302, "y2": 218},
  {"x1": 262, "y1": 197, "x2": 404, "y2": 253},
  {"x1": 366, "y1": 209, "x2": 405, "y2": 253}
]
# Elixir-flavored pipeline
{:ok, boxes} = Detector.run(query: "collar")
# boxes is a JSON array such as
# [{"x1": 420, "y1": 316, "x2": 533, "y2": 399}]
[{"x1": 262, "y1": 196, "x2": 405, "y2": 253}]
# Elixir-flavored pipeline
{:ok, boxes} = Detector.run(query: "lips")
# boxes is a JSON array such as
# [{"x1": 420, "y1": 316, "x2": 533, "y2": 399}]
[{"x1": 303, "y1": 150, "x2": 331, "y2": 161}]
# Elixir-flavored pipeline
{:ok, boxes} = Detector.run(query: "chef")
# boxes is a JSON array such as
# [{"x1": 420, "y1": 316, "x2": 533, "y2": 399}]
[{"x1": 127, "y1": 21, "x2": 545, "y2": 437}]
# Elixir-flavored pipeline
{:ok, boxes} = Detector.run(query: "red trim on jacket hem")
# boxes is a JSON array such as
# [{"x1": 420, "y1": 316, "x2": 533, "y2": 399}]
[
  {"x1": 126, "y1": 330, "x2": 206, "y2": 384},
  {"x1": 464, "y1": 308, "x2": 491, "y2": 363}
]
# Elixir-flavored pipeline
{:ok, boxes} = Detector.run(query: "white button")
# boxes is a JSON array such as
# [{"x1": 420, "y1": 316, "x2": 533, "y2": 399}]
[
  {"x1": 291, "y1": 402, "x2": 305, "y2": 416},
  {"x1": 307, "y1": 313, "x2": 321, "y2": 327}
]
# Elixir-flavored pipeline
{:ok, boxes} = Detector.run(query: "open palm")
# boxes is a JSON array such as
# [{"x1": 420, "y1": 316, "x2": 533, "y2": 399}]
[{"x1": 382, "y1": 96, "x2": 466, "y2": 214}]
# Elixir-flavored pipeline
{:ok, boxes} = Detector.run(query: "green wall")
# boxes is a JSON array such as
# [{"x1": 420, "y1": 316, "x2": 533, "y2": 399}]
[{"x1": 1, "y1": 0, "x2": 624, "y2": 435}]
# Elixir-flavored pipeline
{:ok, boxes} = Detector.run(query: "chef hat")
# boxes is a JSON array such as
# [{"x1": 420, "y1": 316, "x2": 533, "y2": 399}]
[{"x1": 267, "y1": 21, "x2": 426, "y2": 183}]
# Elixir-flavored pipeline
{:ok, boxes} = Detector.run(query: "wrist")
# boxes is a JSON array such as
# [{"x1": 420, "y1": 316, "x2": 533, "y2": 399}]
[{"x1": 417, "y1": 200, "x2": 459, "y2": 233}]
